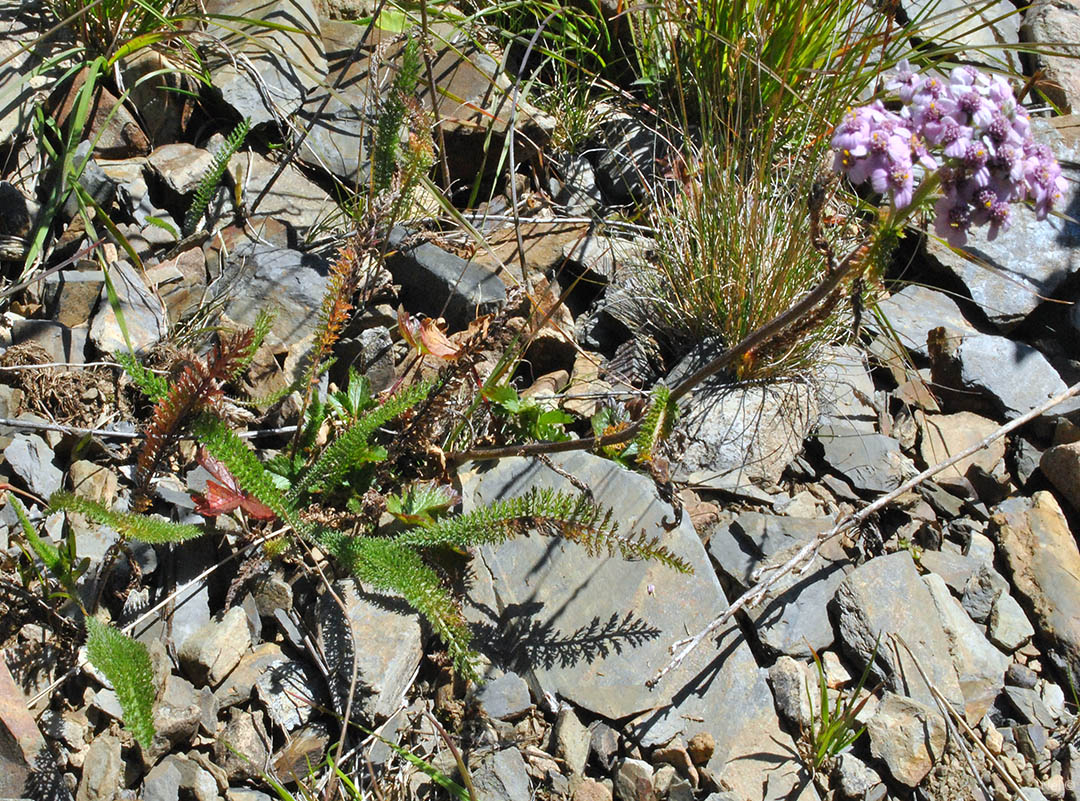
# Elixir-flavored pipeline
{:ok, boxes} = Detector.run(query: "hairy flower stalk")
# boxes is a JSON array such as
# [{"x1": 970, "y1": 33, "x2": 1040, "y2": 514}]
[{"x1": 832, "y1": 61, "x2": 1067, "y2": 245}]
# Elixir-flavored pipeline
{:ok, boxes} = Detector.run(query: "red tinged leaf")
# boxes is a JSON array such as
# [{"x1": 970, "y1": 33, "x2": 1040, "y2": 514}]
[
  {"x1": 397, "y1": 305, "x2": 461, "y2": 360},
  {"x1": 191, "y1": 448, "x2": 276, "y2": 521}
]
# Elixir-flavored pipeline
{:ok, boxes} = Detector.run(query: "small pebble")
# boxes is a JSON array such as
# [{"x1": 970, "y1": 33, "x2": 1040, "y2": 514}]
[{"x1": 1042, "y1": 774, "x2": 1065, "y2": 800}]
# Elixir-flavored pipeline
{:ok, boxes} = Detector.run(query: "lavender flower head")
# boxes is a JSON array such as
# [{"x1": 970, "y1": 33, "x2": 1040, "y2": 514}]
[{"x1": 832, "y1": 60, "x2": 1068, "y2": 246}]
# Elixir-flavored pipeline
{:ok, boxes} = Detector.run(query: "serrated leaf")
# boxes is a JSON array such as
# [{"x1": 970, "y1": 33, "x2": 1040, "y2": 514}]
[{"x1": 85, "y1": 617, "x2": 156, "y2": 748}]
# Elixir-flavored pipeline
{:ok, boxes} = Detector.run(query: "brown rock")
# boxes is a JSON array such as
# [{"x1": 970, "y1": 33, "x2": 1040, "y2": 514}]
[
  {"x1": 0, "y1": 660, "x2": 70, "y2": 799},
  {"x1": 69, "y1": 460, "x2": 118, "y2": 506},
  {"x1": 917, "y1": 410, "x2": 1004, "y2": 492},
  {"x1": 573, "y1": 778, "x2": 613, "y2": 801},
  {"x1": 1040, "y1": 441, "x2": 1080, "y2": 511},
  {"x1": 992, "y1": 491, "x2": 1080, "y2": 676},
  {"x1": 867, "y1": 693, "x2": 947, "y2": 787},
  {"x1": 686, "y1": 731, "x2": 715, "y2": 766}
]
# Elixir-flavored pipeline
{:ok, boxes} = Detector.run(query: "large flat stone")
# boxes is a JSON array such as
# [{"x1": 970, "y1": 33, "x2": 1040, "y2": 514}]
[
  {"x1": 708, "y1": 512, "x2": 850, "y2": 657},
  {"x1": 834, "y1": 551, "x2": 965, "y2": 712},
  {"x1": 992, "y1": 492, "x2": 1080, "y2": 676},
  {"x1": 462, "y1": 452, "x2": 814, "y2": 801}
]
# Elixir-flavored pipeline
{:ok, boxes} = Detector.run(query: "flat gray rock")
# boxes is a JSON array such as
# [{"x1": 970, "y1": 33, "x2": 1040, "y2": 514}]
[
  {"x1": 817, "y1": 426, "x2": 914, "y2": 494},
  {"x1": 89, "y1": 259, "x2": 166, "y2": 355},
  {"x1": 673, "y1": 380, "x2": 817, "y2": 490},
  {"x1": 255, "y1": 658, "x2": 322, "y2": 731},
  {"x1": 708, "y1": 512, "x2": 849, "y2": 656},
  {"x1": 4, "y1": 433, "x2": 62, "y2": 498},
  {"x1": 462, "y1": 452, "x2": 814, "y2": 801},
  {"x1": 949, "y1": 333, "x2": 1067, "y2": 420},
  {"x1": 474, "y1": 671, "x2": 531, "y2": 721},
  {"x1": 470, "y1": 747, "x2": 531, "y2": 801},
  {"x1": 203, "y1": 0, "x2": 326, "y2": 127},
  {"x1": 866, "y1": 692, "x2": 947, "y2": 787},
  {"x1": 317, "y1": 579, "x2": 423, "y2": 723},
  {"x1": 385, "y1": 226, "x2": 506, "y2": 330},
  {"x1": 215, "y1": 243, "x2": 329, "y2": 348},
  {"x1": 873, "y1": 285, "x2": 977, "y2": 359},
  {"x1": 834, "y1": 551, "x2": 965, "y2": 712},
  {"x1": 923, "y1": 573, "x2": 1008, "y2": 723},
  {"x1": 816, "y1": 345, "x2": 878, "y2": 435}
]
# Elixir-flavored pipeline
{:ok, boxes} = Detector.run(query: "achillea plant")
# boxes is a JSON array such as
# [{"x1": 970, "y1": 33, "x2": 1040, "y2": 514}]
[{"x1": 832, "y1": 61, "x2": 1067, "y2": 245}]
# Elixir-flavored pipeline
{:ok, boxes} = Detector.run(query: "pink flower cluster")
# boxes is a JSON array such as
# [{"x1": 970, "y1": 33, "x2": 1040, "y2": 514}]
[{"x1": 831, "y1": 61, "x2": 1068, "y2": 245}]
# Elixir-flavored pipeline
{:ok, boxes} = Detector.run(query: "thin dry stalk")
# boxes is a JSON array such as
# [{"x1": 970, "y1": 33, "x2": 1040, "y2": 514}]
[
  {"x1": 894, "y1": 635, "x2": 1013, "y2": 801},
  {"x1": 649, "y1": 378, "x2": 1080, "y2": 688},
  {"x1": 891, "y1": 635, "x2": 992, "y2": 801}
]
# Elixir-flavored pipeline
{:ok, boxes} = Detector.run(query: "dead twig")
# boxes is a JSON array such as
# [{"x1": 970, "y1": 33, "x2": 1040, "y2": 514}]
[{"x1": 648, "y1": 379, "x2": 1080, "y2": 688}]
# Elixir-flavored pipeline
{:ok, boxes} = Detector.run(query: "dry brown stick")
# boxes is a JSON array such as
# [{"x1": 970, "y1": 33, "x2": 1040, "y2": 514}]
[
  {"x1": 448, "y1": 238, "x2": 871, "y2": 465},
  {"x1": 648, "y1": 378, "x2": 1080, "y2": 688}
]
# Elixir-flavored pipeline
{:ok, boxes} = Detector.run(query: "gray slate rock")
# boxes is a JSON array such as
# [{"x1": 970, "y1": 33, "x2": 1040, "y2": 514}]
[
  {"x1": 212, "y1": 643, "x2": 285, "y2": 711},
  {"x1": 919, "y1": 547, "x2": 986, "y2": 595},
  {"x1": 89, "y1": 259, "x2": 166, "y2": 355},
  {"x1": 555, "y1": 152, "x2": 603, "y2": 215},
  {"x1": 924, "y1": 117, "x2": 1080, "y2": 330},
  {"x1": 595, "y1": 116, "x2": 670, "y2": 204},
  {"x1": 673, "y1": 379, "x2": 818, "y2": 490},
  {"x1": 385, "y1": 226, "x2": 506, "y2": 330},
  {"x1": 255, "y1": 658, "x2": 321, "y2": 731},
  {"x1": 834, "y1": 551, "x2": 965, "y2": 711},
  {"x1": 817, "y1": 426, "x2": 914, "y2": 493},
  {"x1": 11, "y1": 320, "x2": 89, "y2": 365},
  {"x1": 474, "y1": 671, "x2": 531, "y2": 721},
  {"x1": 900, "y1": 0, "x2": 1020, "y2": 70},
  {"x1": 708, "y1": 512, "x2": 849, "y2": 656},
  {"x1": 614, "y1": 758, "x2": 654, "y2": 801},
  {"x1": 471, "y1": 747, "x2": 532, "y2": 801},
  {"x1": 1022, "y1": 4, "x2": 1080, "y2": 113},
  {"x1": 203, "y1": 0, "x2": 325, "y2": 127},
  {"x1": 943, "y1": 332, "x2": 1068, "y2": 419},
  {"x1": 873, "y1": 284, "x2": 977, "y2": 359},
  {"x1": 1005, "y1": 686, "x2": 1058, "y2": 728},
  {"x1": 177, "y1": 605, "x2": 251, "y2": 687},
  {"x1": 151, "y1": 673, "x2": 202, "y2": 752},
  {"x1": 816, "y1": 345, "x2": 878, "y2": 435},
  {"x1": 317, "y1": 578, "x2": 423, "y2": 723},
  {"x1": 989, "y1": 591, "x2": 1035, "y2": 651},
  {"x1": 767, "y1": 656, "x2": 814, "y2": 729},
  {"x1": 76, "y1": 732, "x2": 121, "y2": 801},
  {"x1": 142, "y1": 753, "x2": 218, "y2": 801},
  {"x1": 214, "y1": 707, "x2": 271, "y2": 782},
  {"x1": 4, "y1": 433, "x2": 62, "y2": 497},
  {"x1": 961, "y1": 563, "x2": 1009, "y2": 623},
  {"x1": 834, "y1": 753, "x2": 882, "y2": 801},
  {"x1": 216, "y1": 243, "x2": 329, "y2": 348},
  {"x1": 866, "y1": 692, "x2": 947, "y2": 787},
  {"x1": 923, "y1": 573, "x2": 1008, "y2": 723},
  {"x1": 553, "y1": 707, "x2": 590, "y2": 778},
  {"x1": 462, "y1": 452, "x2": 812, "y2": 801}
]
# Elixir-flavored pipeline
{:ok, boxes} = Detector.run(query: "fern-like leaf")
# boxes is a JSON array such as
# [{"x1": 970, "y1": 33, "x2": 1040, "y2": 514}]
[
  {"x1": 290, "y1": 380, "x2": 432, "y2": 499},
  {"x1": 191, "y1": 414, "x2": 298, "y2": 527},
  {"x1": 183, "y1": 117, "x2": 250, "y2": 235},
  {"x1": 49, "y1": 492, "x2": 203, "y2": 543},
  {"x1": 372, "y1": 36, "x2": 422, "y2": 195},
  {"x1": 85, "y1": 616, "x2": 156, "y2": 748},
  {"x1": 398, "y1": 488, "x2": 693, "y2": 573},
  {"x1": 115, "y1": 352, "x2": 169, "y2": 401},
  {"x1": 633, "y1": 384, "x2": 677, "y2": 463},
  {"x1": 8, "y1": 492, "x2": 61, "y2": 571},
  {"x1": 134, "y1": 328, "x2": 255, "y2": 505},
  {"x1": 318, "y1": 530, "x2": 475, "y2": 677}
]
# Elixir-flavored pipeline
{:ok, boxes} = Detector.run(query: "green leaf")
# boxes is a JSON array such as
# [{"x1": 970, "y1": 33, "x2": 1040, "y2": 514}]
[
  {"x1": 49, "y1": 492, "x2": 203, "y2": 544},
  {"x1": 9, "y1": 493, "x2": 60, "y2": 572},
  {"x1": 85, "y1": 616, "x2": 156, "y2": 748}
]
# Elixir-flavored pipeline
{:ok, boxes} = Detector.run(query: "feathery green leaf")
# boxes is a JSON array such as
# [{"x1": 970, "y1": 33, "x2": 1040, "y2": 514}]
[
  {"x1": 183, "y1": 117, "x2": 249, "y2": 235},
  {"x1": 49, "y1": 492, "x2": 203, "y2": 543},
  {"x1": 85, "y1": 616, "x2": 156, "y2": 748}
]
